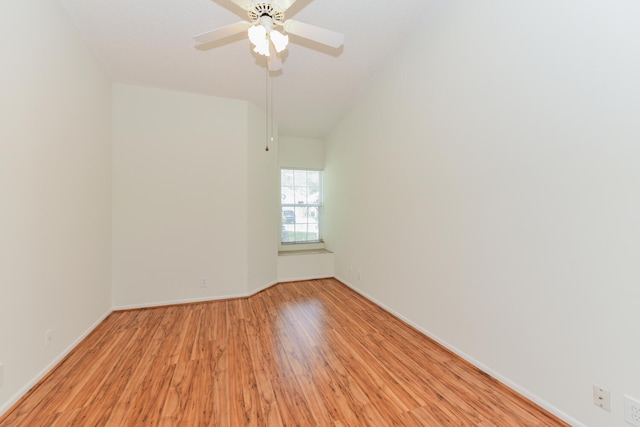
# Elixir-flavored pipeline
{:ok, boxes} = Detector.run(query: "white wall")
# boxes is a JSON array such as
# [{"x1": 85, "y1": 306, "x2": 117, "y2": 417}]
[
  {"x1": 277, "y1": 252, "x2": 334, "y2": 282},
  {"x1": 325, "y1": 2, "x2": 640, "y2": 426},
  {"x1": 0, "y1": 0, "x2": 112, "y2": 414},
  {"x1": 279, "y1": 136, "x2": 325, "y2": 170},
  {"x1": 112, "y1": 84, "x2": 278, "y2": 308},
  {"x1": 247, "y1": 103, "x2": 279, "y2": 294},
  {"x1": 112, "y1": 84, "x2": 247, "y2": 306}
]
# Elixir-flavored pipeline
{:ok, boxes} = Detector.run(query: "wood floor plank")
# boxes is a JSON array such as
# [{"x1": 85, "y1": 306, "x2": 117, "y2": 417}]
[{"x1": 0, "y1": 279, "x2": 569, "y2": 427}]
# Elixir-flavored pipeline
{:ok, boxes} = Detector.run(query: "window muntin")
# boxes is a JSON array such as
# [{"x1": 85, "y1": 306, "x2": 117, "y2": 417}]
[{"x1": 281, "y1": 169, "x2": 322, "y2": 243}]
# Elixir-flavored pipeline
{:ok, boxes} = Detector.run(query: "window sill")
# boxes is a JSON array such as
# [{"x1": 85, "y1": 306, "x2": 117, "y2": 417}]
[
  {"x1": 279, "y1": 241, "x2": 325, "y2": 252},
  {"x1": 278, "y1": 248, "x2": 333, "y2": 257}
]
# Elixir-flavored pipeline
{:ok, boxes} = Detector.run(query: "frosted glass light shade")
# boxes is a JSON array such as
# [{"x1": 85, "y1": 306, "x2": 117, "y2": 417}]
[
  {"x1": 249, "y1": 23, "x2": 289, "y2": 56},
  {"x1": 248, "y1": 25, "x2": 270, "y2": 56},
  {"x1": 253, "y1": 38, "x2": 270, "y2": 56},
  {"x1": 269, "y1": 30, "x2": 289, "y2": 53},
  {"x1": 248, "y1": 25, "x2": 266, "y2": 45}
]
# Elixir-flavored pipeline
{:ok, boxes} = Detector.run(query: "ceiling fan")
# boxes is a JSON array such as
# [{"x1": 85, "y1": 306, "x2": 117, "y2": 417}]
[{"x1": 194, "y1": 0, "x2": 344, "y2": 71}]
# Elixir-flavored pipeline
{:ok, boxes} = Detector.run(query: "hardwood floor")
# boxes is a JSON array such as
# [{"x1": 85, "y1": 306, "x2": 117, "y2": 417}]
[{"x1": 0, "y1": 279, "x2": 568, "y2": 426}]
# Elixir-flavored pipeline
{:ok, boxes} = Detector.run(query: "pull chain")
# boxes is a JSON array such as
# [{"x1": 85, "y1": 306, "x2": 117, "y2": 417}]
[
  {"x1": 270, "y1": 66, "x2": 274, "y2": 148},
  {"x1": 265, "y1": 66, "x2": 271, "y2": 151}
]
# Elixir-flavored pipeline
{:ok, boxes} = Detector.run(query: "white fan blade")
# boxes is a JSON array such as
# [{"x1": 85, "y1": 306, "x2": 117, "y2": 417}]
[
  {"x1": 227, "y1": 0, "x2": 253, "y2": 10},
  {"x1": 193, "y1": 21, "x2": 251, "y2": 44},
  {"x1": 283, "y1": 20, "x2": 344, "y2": 48},
  {"x1": 273, "y1": 0, "x2": 297, "y2": 11}
]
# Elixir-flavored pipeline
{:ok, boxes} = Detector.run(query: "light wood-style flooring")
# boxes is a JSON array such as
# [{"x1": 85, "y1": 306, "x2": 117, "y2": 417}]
[{"x1": 0, "y1": 279, "x2": 568, "y2": 426}]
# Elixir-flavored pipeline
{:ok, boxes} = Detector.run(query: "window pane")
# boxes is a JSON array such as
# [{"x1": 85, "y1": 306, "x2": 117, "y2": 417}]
[
  {"x1": 294, "y1": 185, "x2": 306, "y2": 205},
  {"x1": 281, "y1": 169, "x2": 322, "y2": 243},
  {"x1": 281, "y1": 170, "x2": 294, "y2": 204},
  {"x1": 294, "y1": 170, "x2": 306, "y2": 186},
  {"x1": 281, "y1": 169, "x2": 294, "y2": 186}
]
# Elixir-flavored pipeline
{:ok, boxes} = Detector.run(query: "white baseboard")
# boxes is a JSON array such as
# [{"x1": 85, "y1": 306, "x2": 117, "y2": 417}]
[
  {"x1": 0, "y1": 309, "x2": 112, "y2": 417},
  {"x1": 112, "y1": 280, "x2": 279, "y2": 311},
  {"x1": 277, "y1": 274, "x2": 333, "y2": 283},
  {"x1": 113, "y1": 295, "x2": 245, "y2": 311},
  {"x1": 247, "y1": 280, "x2": 279, "y2": 296},
  {"x1": 334, "y1": 275, "x2": 584, "y2": 427}
]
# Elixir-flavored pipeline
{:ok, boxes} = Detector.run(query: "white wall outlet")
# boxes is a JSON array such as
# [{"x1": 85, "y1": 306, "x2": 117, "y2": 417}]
[
  {"x1": 0, "y1": 362, "x2": 4, "y2": 387},
  {"x1": 200, "y1": 276, "x2": 208, "y2": 288},
  {"x1": 625, "y1": 395, "x2": 640, "y2": 427},
  {"x1": 592, "y1": 385, "x2": 611, "y2": 411},
  {"x1": 44, "y1": 329, "x2": 53, "y2": 348},
  {"x1": 357, "y1": 270, "x2": 362, "y2": 281}
]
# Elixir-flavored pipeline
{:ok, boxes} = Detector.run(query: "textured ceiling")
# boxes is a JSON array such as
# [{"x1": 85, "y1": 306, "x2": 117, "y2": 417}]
[{"x1": 59, "y1": 0, "x2": 436, "y2": 138}]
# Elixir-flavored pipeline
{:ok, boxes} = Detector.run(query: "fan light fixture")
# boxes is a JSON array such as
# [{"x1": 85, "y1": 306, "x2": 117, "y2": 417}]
[
  {"x1": 269, "y1": 29, "x2": 289, "y2": 53},
  {"x1": 193, "y1": 0, "x2": 345, "y2": 151},
  {"x1": 248, "y1": 16, "x2": 289, "y2": 57},
  {"x1": 193, "y1": 0, "x2": 345, "y2": 72}
]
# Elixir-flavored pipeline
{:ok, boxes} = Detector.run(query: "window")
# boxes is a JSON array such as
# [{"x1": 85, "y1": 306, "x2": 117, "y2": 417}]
[{"x1": 281, "y1": 169, "x2": 322, "y2": 244}]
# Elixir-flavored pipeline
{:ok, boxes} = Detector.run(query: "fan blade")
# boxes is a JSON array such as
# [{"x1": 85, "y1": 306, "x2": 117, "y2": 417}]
[
  {"x1": 193, "y1": 21, "x2": 251, "y2": 44},
  {"x1": 227, "y1": 0, "x2": 253, "y2": 10},
  {"x1": 273, "y1": 0, "x2": 297, "y2": 11},
  {"x1": 283, "y1": 20, "x2": 344, "y2": 48}
]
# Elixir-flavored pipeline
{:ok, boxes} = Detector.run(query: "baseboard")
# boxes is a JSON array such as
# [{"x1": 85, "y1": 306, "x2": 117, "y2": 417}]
[
  {"x1": 248, "y1": 280, "x2": 279, "y2": 295},
  {"x1": 112, "y1": 295, "x2": 247, "y2": 311},
  {"x1": 277, "y1": 274, "x2": 333, "y2": 283},
  {"x1": 334, "y1": 275, "x2": 584, "y2": 427},
  {"x1": 0, "y1": 309, "x2": 112, "y2": 417},
  {"x1": 112, "y1": 280, "x2": 279, "y2": 311}
]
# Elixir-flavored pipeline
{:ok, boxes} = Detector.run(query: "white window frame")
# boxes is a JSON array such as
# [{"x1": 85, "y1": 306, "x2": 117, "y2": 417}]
[{"x1": 280, "y1": 168, "x2": 323, "y2": 245}]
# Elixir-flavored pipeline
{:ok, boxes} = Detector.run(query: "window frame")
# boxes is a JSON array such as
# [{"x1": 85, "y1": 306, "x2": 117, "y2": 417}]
[{"x1": 280, "y1": 168, "x2": 323, "y2": 245}]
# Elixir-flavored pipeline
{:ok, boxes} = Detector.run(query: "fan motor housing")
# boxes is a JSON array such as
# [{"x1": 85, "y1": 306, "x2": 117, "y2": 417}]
[{"x1": 249, "y1": 3, "x2": 284, "y2": 23}]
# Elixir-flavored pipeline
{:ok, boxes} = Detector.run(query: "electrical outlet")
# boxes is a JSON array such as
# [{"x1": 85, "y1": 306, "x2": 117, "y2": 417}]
[
  {"x1": 200, "y1": 277, "x2": 208, "y2": 288},
  {"x1": 44, "y1": 329, "x2": 53, "y2": 348},
  {"x1": 0, "y1": 363, "x2": 4, "y2": 387},
  {"x1": 625, "y1": 395, "x2": 640, "y2": 427},
  {"x1": 357, "y1": 270, "x2": 362, "y2": 281},
  {"x1": 592, "y1": 385, "x2": 610, "y2": 411}
]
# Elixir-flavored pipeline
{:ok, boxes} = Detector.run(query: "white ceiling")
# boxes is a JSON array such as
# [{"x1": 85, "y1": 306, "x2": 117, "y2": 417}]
[{"x1": 59, "y1": 0, "x2": 435, "y2": 138}]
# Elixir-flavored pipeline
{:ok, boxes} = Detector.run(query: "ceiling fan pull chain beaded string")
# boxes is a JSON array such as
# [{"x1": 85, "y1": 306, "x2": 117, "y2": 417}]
[{"x1": 265, "y1": 64, "x2": 273, "y2": 151}]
